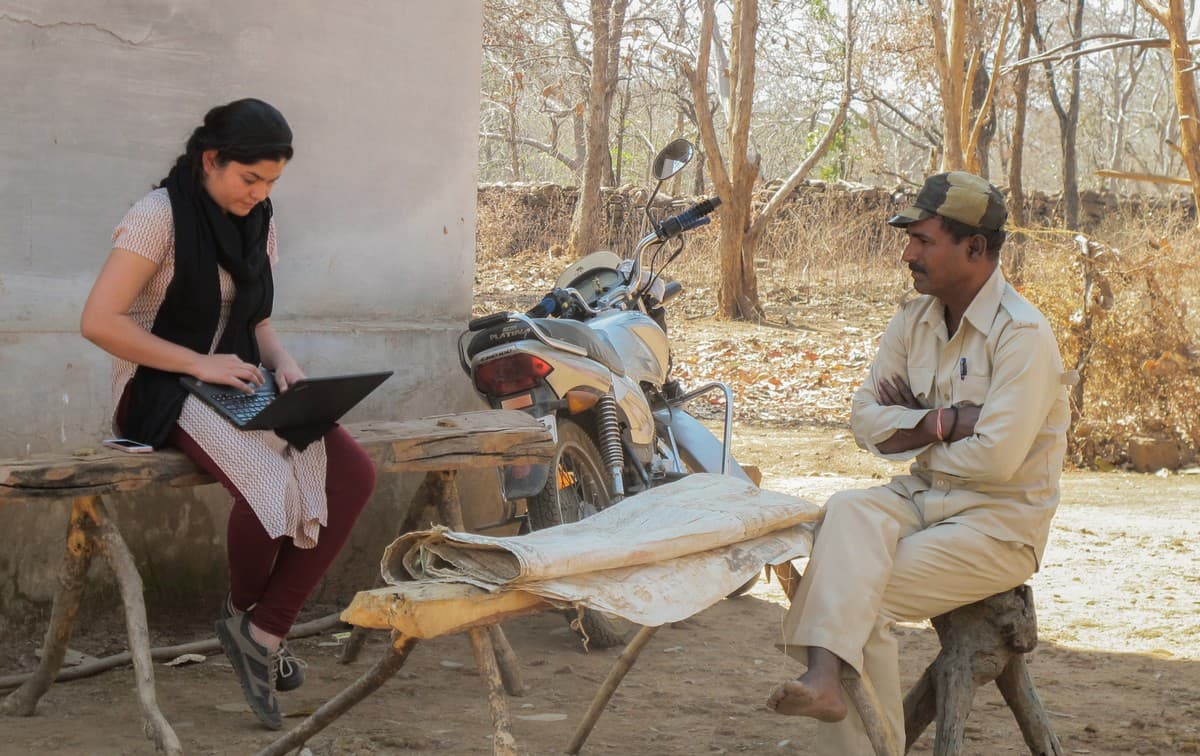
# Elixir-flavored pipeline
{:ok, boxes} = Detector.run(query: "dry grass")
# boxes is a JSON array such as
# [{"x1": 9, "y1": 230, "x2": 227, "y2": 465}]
[
  {"x1": 1016, "y1": 208, "x2": 1200, "y2": 467},
  {"x1": 475, "y1": 187, "x2": 1200, "y2": 468}
]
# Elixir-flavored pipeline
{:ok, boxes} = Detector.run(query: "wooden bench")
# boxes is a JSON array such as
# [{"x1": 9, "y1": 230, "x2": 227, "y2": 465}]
[{"x1": 0, "y1": 410, "x2": 554, "y2": 755}]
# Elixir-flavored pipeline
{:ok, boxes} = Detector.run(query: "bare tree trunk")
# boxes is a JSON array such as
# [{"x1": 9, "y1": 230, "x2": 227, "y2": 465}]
[
  {"x1": 614, "y1": 73, "x2": 632, "y2": 186},
  {"x1": 507, "y1": 91, "x2": 521, "y2": 181},
  {"x1": 686, "y1": 0, "x2": 853, "y2": 320},
  {"x1": 1137, "y1": 0, "x2": 1200, "y2": 222},
  {"x1": 567, "y1": 0, "x2": 629, "y2": 259},
  {"x1": 929, "y1": 0, "x2": 970, "y2": 170},
  {"x1": 685, "y1": 0, "x2": 763, "y2": 320},
  {"x1": 1063, "y1": 0, "x2": 1084, "y2": 230},
  {"x1": 717, "y1": 187, "x2": 760, "y2": 319},
  {"x1": 693, "y1": 147, "x2": 706, "y2": 195},
  {"x1": 970, "y1": 61, "x2": 995, "y2": 176},
  {"x1": 962, "y1": 0, "x2": 1014, "y2": 177},
  {"x1": 719, "y1": 0, "x2": 762, "y2": 319},
  {"x1": 1007, "y1": 0, "x2": 1036, "y2": 281},
  {"x1": 1032, "y1": 0, "x2": 1084, "y2": 230}
]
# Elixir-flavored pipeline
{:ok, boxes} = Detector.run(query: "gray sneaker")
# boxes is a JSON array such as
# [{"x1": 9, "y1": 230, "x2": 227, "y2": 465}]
[
  {"x1": 214, "y1": 613, "x2": 282, "y2": 730},
  {"x1": 222, "y1": 594, "x2": 307, "y2": 692}
]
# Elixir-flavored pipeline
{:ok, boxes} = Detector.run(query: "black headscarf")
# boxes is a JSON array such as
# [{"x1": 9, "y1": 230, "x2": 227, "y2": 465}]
[{"x1": 121, "y1": 164, "x2": 275, "y2": 447}]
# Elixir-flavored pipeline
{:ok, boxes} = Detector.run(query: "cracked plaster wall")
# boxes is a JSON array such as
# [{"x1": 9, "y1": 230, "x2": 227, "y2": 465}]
[{"x1": 0, "y1": 2, "x2": 498, "y2": 638}]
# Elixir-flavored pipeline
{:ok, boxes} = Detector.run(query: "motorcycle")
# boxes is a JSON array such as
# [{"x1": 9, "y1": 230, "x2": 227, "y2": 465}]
[{"x1": 458, "y1": 139, "x2": 757, "y2": 648}]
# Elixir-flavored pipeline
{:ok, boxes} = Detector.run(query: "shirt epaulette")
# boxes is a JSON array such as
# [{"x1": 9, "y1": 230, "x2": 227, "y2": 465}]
[{"x1": 999, "y1": 286, "x2": 1043, "y2": 329}]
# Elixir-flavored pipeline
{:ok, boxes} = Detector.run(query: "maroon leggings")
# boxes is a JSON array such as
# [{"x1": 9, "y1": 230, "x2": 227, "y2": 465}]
[{"x1": 169, "y1": 424, "x2": 375, "y2": 636}]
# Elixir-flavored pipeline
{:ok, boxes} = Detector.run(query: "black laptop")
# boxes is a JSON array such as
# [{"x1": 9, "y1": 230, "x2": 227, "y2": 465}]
[{"x1": 180, "y1": 370, "x2": 393, "y2": 431}]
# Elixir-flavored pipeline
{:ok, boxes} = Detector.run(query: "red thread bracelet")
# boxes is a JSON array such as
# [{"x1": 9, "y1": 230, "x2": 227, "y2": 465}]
[{"x1": 935, "y1": 407, "x2": 944, "y2": 442}]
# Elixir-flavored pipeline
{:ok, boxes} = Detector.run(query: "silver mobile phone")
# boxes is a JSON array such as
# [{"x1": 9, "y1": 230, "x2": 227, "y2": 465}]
[{"x1": 102, "y1": 438, "x2": 155, "y2": 454}]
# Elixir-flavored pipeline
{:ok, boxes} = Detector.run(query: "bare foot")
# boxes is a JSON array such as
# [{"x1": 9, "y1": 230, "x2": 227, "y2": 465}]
[{"x1": 766, "y1": 676, "x2": 848, "y2": 722}]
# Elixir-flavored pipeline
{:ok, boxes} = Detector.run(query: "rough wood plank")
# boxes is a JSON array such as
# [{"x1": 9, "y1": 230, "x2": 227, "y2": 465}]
[
  {"x1": 340, "y1": 582, "x2": 549, "y2": 639},
  {"x1": 0, "y1": 410, "x2": 552, "y2": 504}
]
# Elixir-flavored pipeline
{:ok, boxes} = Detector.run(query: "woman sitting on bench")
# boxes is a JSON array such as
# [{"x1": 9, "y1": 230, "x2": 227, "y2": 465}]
[{"x1": 80, "y1": 98, "x2": 376, "y2": 730}]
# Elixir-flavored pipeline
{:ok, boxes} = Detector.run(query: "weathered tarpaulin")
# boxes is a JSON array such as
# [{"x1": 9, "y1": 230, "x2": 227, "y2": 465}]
[{"x1": 380, "y1": 474, "x2": 821, "y2": 626}]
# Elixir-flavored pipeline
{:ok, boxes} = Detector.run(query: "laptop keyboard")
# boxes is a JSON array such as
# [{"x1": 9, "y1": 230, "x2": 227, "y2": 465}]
[{"x1": 207, "y1": 386, "x2": 277, "y2": 424}]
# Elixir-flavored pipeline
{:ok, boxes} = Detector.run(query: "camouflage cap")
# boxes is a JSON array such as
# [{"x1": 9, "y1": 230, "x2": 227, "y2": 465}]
[{"x1": 888, "y1": 171, "x2": 1007, "y2": 231}]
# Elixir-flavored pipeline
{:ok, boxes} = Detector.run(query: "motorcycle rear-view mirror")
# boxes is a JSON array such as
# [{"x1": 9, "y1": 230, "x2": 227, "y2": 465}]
[{"x1": 651, "y1": 139, "x2": 694, "y2": 181}]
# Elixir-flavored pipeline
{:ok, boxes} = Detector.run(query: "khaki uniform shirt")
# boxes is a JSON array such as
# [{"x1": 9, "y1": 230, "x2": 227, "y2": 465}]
[{"x1": 851, "y1": 266, "x2": 1070, "y2": 563}]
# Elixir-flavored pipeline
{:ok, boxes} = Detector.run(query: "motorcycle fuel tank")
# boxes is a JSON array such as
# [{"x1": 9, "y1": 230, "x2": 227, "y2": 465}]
[{"x1": 588, "y1": 310, "x2": 669, "y2": 386}]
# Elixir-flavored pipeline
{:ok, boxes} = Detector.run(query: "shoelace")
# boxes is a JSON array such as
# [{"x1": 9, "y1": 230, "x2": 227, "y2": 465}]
[
  {"x1": 276, "y1": 641, "x2": 308, "y2": 680},
  {"x1": 225, "y1": 594, "x2": 306, "y2": 681}
]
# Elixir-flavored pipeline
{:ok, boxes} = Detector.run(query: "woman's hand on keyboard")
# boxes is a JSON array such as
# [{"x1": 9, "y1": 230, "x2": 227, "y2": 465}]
[
  {"x1": 190, "y1": 353, "x2": 265, "y2": 393},
  {"x1": 270, "y1": 355, "x2": 305, "y2": 392}
]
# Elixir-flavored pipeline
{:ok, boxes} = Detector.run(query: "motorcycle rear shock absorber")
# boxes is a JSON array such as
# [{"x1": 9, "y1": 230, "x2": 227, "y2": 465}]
[{"x1": 596, "y1": 393, "x2": 626, "y2": 498}]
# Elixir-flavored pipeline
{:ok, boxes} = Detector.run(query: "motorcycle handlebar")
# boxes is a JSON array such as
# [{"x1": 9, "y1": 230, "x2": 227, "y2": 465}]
[
  {"x1": 525, "y1": 293, "x2": 560, "y2": 319},
  {"x1": 655, "y1": 196, "x2": 722, "y2": 241}
]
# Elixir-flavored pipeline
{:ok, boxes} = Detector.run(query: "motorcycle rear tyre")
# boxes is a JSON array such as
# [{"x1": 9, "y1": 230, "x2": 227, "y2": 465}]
[{"x1": 527, "y1": 419, "x2": 638, "y2": 649}]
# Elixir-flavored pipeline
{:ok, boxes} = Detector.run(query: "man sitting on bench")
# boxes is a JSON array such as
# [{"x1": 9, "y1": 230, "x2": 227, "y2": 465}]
[{"x1": 766, "y1": 172, "x2": 1070, "y2": 754}]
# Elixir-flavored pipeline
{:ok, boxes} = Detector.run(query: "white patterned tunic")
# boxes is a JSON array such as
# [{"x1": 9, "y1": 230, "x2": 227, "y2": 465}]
[{"x1": 110, "y1": 189, "x2": 328, "y2": 547}]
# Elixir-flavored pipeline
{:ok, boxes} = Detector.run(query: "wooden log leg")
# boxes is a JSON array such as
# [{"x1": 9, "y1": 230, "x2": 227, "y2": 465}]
[
  {"x1": 901, "y1": 666, "x2": 937, "y2": 751},
  {"x1": 772, "y1": 560, "x2": 803, "y2": 603},
  {"x1": 258, "y1": 634, "x2": 419, "y2": 756},
  {"x1": 1, "y1": 496, "x2": 99, "y2": 716},
  {"x1": 432, "y1": 471, "x2": 527, "y2": 697},
  {"x1": 468, "y1": 626, "x2": 519, "y2": 756},
  {"x1": 994, "y1": 655, "x2": 1064, "y2": 756},
  {"x1": 841, "y1": 668, "x2": 901, "y2": 756},
  {"x1": 930, "y1": 665, "x2": 975, "y2": 756},
  {"x1": 340, "y1": 475, "x2": 442, "y2": 665},
  {"x1": 566, "y1": 624, "x2": 659, "y2": 755},
  {"x1": 340, "y1": 599, "x2": 380, "y2": 664},
  {"x1": 488, "y1": 624, "x2": 526, "y2": 696},
  {"x1": 903, "y1": 587, "x2": 1045, "y2": 754},
  {"x1": 91, "y1": 500, "x2": 182, "y2": 756}
]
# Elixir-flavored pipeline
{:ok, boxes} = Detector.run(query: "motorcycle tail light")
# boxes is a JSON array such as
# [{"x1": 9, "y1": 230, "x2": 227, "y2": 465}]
[{"x1": 474, "y1": 353, "x2": 553, "y2": 396}]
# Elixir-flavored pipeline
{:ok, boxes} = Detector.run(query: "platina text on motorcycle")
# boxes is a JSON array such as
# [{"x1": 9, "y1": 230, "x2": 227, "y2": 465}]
[{"x1": 459, "y1": 140, "x2": 756, "y2": 647}]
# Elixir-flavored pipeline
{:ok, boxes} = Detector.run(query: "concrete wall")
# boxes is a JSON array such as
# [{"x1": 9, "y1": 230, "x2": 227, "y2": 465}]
[{"x1": 0, "y1": 2, "x2": 496, "y2": 637}]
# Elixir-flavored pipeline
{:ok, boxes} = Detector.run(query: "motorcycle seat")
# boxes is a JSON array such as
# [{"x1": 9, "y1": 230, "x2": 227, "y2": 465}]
[{"x1": 467, "y1": 317, "x2": 626, "y2": 377}]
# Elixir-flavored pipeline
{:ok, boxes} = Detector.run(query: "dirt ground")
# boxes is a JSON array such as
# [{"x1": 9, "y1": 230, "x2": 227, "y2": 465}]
[{"x1": 3, "y1": 266, "x2": 1199, "y2": 754}]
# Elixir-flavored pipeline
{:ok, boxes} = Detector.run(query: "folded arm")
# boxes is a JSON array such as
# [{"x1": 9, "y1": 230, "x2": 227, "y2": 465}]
[
  {"x1": 874, "y1": 378, "x2": 980, "y2": 454},
  {"x1": 851, "y1": 311, "x2": 933, "y2": 460},
  {"x1": 924, "y1": 325, "x2": 1061, "y2": 483}
]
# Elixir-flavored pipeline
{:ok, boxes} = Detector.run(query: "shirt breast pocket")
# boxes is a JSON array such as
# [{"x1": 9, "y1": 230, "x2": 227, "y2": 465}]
[
  {"x1": 906, "y1": 367, "x2": 936, "y2": 405},
  {"x1": 956, "y1": 375, "x2": 989, "y2": 406}
]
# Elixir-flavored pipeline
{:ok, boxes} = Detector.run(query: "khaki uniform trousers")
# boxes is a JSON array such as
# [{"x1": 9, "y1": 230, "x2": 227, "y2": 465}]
[{"x1": 780, "y1": 485, "x2": 1037, "y2": 755}]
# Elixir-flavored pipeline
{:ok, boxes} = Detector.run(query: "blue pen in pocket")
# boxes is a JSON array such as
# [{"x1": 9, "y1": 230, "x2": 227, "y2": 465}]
[{"x1": 960, "y1": 357, "x2": 967, "y2": 380}]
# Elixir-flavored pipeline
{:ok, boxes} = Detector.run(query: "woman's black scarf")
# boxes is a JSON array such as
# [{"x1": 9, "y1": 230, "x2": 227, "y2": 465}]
[{"x1": 121, "y1": 165, "x2": 327, "y2": 449}]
